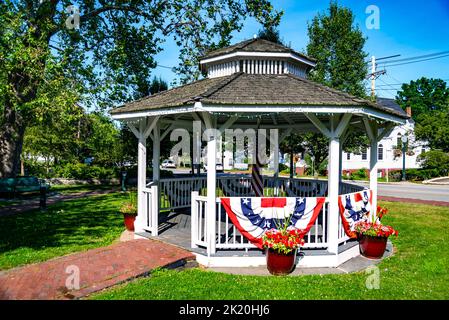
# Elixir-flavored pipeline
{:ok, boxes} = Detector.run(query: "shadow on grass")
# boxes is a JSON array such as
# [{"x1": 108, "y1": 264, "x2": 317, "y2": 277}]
[{"x1": 0, "y1": 192, "x2": 128, "y2": 269}]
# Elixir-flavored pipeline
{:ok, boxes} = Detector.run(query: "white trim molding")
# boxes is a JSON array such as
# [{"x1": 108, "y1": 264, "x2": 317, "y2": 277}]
[{"x1": 200, "y1": 51, "x2": 316, "y2": 68}]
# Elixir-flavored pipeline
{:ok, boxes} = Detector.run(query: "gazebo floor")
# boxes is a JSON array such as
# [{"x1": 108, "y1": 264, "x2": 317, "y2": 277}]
[{"x1": 134, "y1": 210, "x2": 394, "y2": 270}]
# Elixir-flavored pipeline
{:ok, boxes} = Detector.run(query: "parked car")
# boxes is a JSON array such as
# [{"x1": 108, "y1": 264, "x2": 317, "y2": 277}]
[
  {"x1": 161, "y1": 159, "x2": 176, "y2": 168},
  {"x1": 204, "y1": 163, "x2": 224, "y2": 172}
]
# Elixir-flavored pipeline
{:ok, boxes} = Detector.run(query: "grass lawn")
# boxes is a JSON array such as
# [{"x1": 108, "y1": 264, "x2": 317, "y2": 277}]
[
  {"x1": 91, "y1": 201, "x2": 449, "y2": 300},
  {"x1": 0, "y1": 192, "x2": 126, "y2": 270},
  {"x1": 49, "y1": 184, "x2": 121, "y2": 194}
]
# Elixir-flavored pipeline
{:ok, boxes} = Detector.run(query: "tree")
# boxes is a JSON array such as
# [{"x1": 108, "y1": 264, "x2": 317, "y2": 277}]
[
  {"x1": 22, "y1": 103, "x2": 86, "y2": 172},
  {"x1": 417, "y1": 150, "x2": 449, "y2": 171},
  {"x1": 415, "y1": 111, "x2": 449, "y2": 152},
  {"x1": 396, "y1": 77, "x2": 449, "y2": 152},
  {"x1": 82, "y1": 112, "x2": 121, "y2": 166},
  {"x1": 291, "y1": 2, "x2": 370, "y2": 172},
  {"x1": 306, "y1": 1, "x2": 368, "y2": 98},
  {"x1": 0, "y1": 0, "x2": 282, "y2": 178},
  {"x1": 257, "y1": 26, "x2": 283, "y2": 44},
  {"x1": 134, "y1": 76, "x2": 169, "y2": 100},
  {"x1": 396, "y1": 77, "x2": 449, "y2": 122}
]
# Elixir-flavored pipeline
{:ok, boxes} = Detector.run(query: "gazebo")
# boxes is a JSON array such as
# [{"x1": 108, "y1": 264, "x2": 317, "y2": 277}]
[{"x1": 111, "y1": 38, "x2": 408, "y2": 267}]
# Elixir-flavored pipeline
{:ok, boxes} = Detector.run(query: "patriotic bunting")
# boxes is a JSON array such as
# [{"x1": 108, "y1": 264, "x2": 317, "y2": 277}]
[
  {"x1": 221, "y1": 197, "x2": 326, "y2": 249},
  {"x1": 338, "y1": 189, "x2": 373, "y2": 238}
]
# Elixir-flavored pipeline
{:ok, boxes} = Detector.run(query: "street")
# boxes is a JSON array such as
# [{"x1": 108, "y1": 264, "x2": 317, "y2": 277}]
[
  {"x1": 356, "y1": 181, "x2": 449, "y2": 203},
  {"x1": 166, "y1": 168, "x2": 449, "y2": 203}
]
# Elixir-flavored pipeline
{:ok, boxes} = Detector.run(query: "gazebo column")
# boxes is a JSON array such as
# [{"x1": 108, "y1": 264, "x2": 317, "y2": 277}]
[
  {"x1": 151, "y1": 122, "x2": 160, "y2": 235},
  {"x1": 272, "y1": 130, "x2": 280, "y2": 195},
  {"x1": 203, "y1": 113, "x2": 217, "y2": 255},
  {"x1": 126, "y1": 116, "x2": 159, "y2": 234},
  {"x1": 136, "y1": 120, "x2": 147, "y2": 234},
  {"x1": 328, "y1": 135, "x2": 341, "y2": 254},
  {"x1": 305, "y1": 113, "x2": 352, "y2": 254},
  {"x1": 364, "y1": 119, "x2": 379, "y2": 220}
]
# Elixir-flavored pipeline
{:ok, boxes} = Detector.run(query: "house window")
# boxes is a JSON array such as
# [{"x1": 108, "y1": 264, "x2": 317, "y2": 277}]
[
  {"x1": 361, "y1": 148, "x2": 367, "y2": 160},
  {"x1": 346, "y1": 152, "x2": 351, "y2": 160},
  {"x1": 421, "y1": 147, "x2": 426, "y2": 155},
  {"x1": 378, "y1": 144, "x2": 384, "y2": 160},
  {"x1": 397, "y1": 133, "x2": 402, "y2": 149}
]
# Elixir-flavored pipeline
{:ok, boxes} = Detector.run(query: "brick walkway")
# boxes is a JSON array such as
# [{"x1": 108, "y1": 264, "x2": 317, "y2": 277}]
[
  {"x1": 0, "y1": 239, "x2": 195, "y2": 300},
  {"x1": 379, "y1": 196, "x2": 449, "y2": 207}
]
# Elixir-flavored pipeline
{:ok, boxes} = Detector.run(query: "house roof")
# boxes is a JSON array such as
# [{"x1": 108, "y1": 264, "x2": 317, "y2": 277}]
[
  {"x1": 110, "y1": 73, "x2": 409, "y2": 119},
  {"x1": 200, "y1": 38, "x2": 316, "y2": 63},
  {"x1": 376, "y1": 97, "x2": 407, "y2": 117}
]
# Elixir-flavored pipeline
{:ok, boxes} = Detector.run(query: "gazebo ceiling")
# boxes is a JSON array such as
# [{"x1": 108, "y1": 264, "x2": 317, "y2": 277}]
[{"x1": 111, "y1": 72, "x2": 408, "y2": 125}]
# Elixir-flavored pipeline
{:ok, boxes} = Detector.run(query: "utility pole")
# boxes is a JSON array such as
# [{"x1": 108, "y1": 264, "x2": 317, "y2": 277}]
[{"x1": 366, "y1": 54, "x2": 399, "y2": 100}]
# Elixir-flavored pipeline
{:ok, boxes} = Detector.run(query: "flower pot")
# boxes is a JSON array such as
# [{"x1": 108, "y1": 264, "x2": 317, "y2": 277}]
[
  {"x1": 358, "y1": 235, "x2": 388, "y2": 259},
  {"x1": 123, "y1": 214, "x2": 136, "y2": 231},
  {"x1": 266, "y1": 248, "x2": 297, "y2": 275}
]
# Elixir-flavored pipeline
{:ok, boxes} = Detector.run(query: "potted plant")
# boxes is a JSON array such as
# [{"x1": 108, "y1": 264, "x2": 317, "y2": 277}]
[
  {"x1": 354, "y1": 206, "x2": 398, "y2": 259},
  {"x1": 262, "y1": 220, "x2": 305, "y2": 275},
  {"x1": 119, "y1": 193, "x2": 137, "y2": 231}
]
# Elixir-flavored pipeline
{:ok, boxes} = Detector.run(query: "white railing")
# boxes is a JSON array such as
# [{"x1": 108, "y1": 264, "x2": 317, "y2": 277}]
[
  {"x1": 191, "y1": 193, "x2": 331, "y2": 251},
  {"x1": 339, "y1": 181, "x2": 365, "y2": 194},
  {"x1": 158, "y1": 176, "x2": 207, "y2": 212},
  {"x1": 337, "y1": 213, "x2": 351, "y2": 245},
  {"x1": 142, "y1": 183, "x2": 158, "y2": 235},
  {"x1": 148, "y1": 175, "x2": 360, "y2": 246},
  {"x1": 191, "y1": 192, "x2": 208, "y2": 248}
]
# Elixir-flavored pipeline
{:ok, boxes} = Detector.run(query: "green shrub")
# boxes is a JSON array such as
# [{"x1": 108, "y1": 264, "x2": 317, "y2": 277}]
[
  {"x1": 349, "y1": 168, "x2": 368, "y2": 180},
  {"x1": 417, "y1": 150, "x2": 449, "y2": 174},
  {"x1": 388, "y1": 170, "x2": 402, "y2": 182},
  {"x1": 405, "y1": 168, "x2": 443, "y2": 181},
  {"x1": 279, "y1": 163, "x2": 288, "y2": 172},
  {"x1": 53, "y1": 163, "x2": 116, "y2": 180}
]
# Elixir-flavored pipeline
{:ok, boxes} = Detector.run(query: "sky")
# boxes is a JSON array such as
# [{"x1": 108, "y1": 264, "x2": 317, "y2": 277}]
[{"x1": 153, "y1": 0, "x2": 449, "y2": 99}]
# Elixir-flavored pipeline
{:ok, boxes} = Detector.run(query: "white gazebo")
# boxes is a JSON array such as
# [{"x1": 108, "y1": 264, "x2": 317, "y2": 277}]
[{"x1": 111, "y1": 38, "x2": 408, "y2": 268}]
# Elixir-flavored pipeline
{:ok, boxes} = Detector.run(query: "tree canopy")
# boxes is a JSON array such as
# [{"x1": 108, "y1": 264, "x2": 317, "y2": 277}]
[
  {"x1": 396, "y1": 77, "x2": 449, "y2": 121},
  {"x1": 306, "y1": 1, "x2": 368, "y2": 98},
  {"x1": 0, "y1": 0, "x2": 282, "y2": 177},
  {"x1": 289, "y1": 1, "x2": 370, "y2": 170},
  {"x1": 396, "y1": 77, "x2": 449, "y2": 152}
]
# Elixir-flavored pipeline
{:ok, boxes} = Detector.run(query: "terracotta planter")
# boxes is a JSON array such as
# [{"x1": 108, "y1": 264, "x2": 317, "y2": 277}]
[
  {"x1": 123, "y1": 214, "x2": 136, "y2": 231},
  {"x1": 266, "y1": 248, "x2": 297, "y2": 275},
  {"x1": 358, "y1": 234, "x2": 388, "y2": 259}
]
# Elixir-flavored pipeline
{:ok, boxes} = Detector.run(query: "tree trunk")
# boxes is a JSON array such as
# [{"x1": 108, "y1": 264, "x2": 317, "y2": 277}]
[{"x1": 0, "y1": 103, "x2": 26, "y2": 178}]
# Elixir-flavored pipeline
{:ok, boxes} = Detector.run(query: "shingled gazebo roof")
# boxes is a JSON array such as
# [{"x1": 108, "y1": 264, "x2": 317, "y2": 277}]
[
  {"x1": 111, "y1": 73, "x2": 408, "y2": 119},
  {"x1": 200, "y1": 38, "x2": 316, "y2": 63}
]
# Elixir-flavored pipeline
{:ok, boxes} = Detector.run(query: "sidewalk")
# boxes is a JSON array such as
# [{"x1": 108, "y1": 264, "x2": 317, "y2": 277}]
[{"x1": 0, "y1": 239, "x2": 195, "y2": 300}]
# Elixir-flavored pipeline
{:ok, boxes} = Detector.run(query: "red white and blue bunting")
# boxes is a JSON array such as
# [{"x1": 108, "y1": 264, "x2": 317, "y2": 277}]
[
  {"x1": 338, "y1": 189, "x2": 373, "y2": 238},
  {"x1": 221, "y1": 197, "x2": 326, "y2": 249}
]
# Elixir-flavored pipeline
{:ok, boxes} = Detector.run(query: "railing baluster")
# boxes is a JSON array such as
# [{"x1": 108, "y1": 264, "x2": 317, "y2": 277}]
[{"x1": 217, "y1": 201, "x2": 221, "y2": 246}]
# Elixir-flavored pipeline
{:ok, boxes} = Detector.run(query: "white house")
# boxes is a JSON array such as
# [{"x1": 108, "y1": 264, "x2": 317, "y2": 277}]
[{"x1": 342, "y1": 98, "x2": 428, "y2": 177}]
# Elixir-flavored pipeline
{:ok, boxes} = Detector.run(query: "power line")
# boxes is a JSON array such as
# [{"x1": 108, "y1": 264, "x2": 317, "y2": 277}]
[
  {"x1": 378, "y1": 50, "x2": 449, "y2": 65},
  {"x1": 156, "y1": 64, "x2": 175, "y2": 70},
  {"x1": 380, "y1": 53, "x2": 449, "y2": 67},
  {"x1": 377, "y1": 78, "x2": 401, "y2": 95}
]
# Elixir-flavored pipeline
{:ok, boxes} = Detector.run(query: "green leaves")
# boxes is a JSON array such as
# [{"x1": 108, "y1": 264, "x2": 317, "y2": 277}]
[
  {"x1": 397, "y1": 77, "x2": 449, "y2": 152},
  {"x1": 396, "y1": 77, "x2": 449, "y2": 121},
  {"x1": 306, "y1": 1, "x2": 368, "y2": 98}
]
